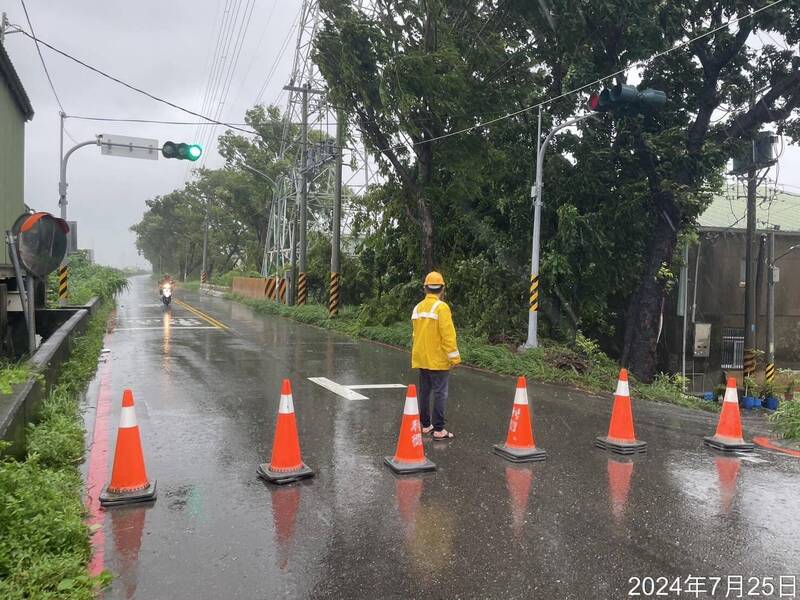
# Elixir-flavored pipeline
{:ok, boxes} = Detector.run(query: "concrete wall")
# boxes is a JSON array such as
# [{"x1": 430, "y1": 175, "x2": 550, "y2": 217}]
[
  {"x1": 664, "y1": 229, "x2": 800, "y2": 385},
  {"x1": 0, "y1": 74, "x2": 25, "y2": 265}
]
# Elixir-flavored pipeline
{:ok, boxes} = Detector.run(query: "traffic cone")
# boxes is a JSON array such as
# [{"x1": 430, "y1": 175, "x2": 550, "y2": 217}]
[
  {"x1": 258, "y1": 379, "x2": 314, "y2": 484},
  {"x1": 384, "y1": 385, "x2": 436, "y2": 474},
  {"x1": 703, "y1": 377, "x2": 755, "y2": 452},
  {"x1": 595, "y1": 368, "x2": 647, "y2": 454},
  {"x1": 100, "y1": 390, "x2": 157, "y2": 506},
  {"x1": 494, "y1": 376, "x2": 547, "y2": 462}
]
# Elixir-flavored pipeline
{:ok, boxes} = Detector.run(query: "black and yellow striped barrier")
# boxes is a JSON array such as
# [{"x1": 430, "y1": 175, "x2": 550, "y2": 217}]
[
  {"x1": 743, "y1": 348, "x2": 757, "y2": 378},
  {"x1": 58, "y1": 265, "x2": 68, "y2": 303},
  {"x1": 278, "y1": 278, "x2": 287, "y2": 304},
  {"x1": 265, "y1": 278, "x2": 276, "y2": 300},
  {"x1": 329, "y1": 272, "x2": 340, "y2": 317},
  {"x1": 766, "y1": 362, "x2": 776, "y2": 383},
  {"x1": 200, "y1": 271, "x2": 207, "y2": 284},
  {"x1": 297, "y1": 272, "x2": 308, "y2": 305},
  {"x1": 529, "y1": 274, "x2": 539, "y2": 312}
]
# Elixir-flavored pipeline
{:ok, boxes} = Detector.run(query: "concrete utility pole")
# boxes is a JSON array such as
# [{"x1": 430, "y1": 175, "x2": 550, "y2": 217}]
[
  {"x1": 766, "y1": 228, "x2": 776, "y2": 383},
  {"x1": 329, "y1": 110, "x2": 344, "y2": 317},
  {"x1": 524, "y1": 111, "x2": 596, "y2": 348},
  {"x1": 298, "y1": 83, "x2": 310, "y2": 305},
  {"x1": 743, "y1": 163, "x2": 758, "y2": 378},
  {"x1": 201, "y1": 198, "x2": 209, "y2": 284}
]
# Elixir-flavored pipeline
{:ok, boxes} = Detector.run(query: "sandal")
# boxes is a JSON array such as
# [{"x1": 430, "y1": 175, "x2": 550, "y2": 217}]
[
  {"x1": 433, "y1": 429, "x2": 454, "y2": 440},
  {"x1": 422, "y1": 425, "x2": 435, "y2": 434}
]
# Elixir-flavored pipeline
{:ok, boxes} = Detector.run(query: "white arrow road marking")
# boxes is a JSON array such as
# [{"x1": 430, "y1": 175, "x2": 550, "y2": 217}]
[{"x1": 308, "y1": 377, "x2": 369, "y2": 400}]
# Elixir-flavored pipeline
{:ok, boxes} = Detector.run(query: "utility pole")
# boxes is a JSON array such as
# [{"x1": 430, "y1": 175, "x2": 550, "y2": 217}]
[
  {"x1": 201, "y1": 198, "x2": 209, "y2": 284},
  {"x1": 329, "y1": 110, "x2": 344, "y2": 317},
  {"x1": 297, "y1": 83, "x2": 310, "y2": 305},
  {"x1": 755, "y1": 234, "x2": 767, "y2": 349},
  {"x1": 742, "y1": 163, "x2": 757, "y2": 379},
  {"x1": 766, "y1": 227, "x2": 776, "y2": 384}
]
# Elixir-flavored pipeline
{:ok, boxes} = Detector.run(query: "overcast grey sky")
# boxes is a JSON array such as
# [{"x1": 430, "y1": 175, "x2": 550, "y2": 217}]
[
  {"x1": 3, "y1": 1, "x2": 799, "y2": 268},
  {"x1": 3, "y1": 0, "x2": 297, "y2": 268}
]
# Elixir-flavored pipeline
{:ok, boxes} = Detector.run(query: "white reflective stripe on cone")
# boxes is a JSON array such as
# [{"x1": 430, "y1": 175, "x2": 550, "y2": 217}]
[
  {"x1": 119, "y1": 406, "x2": 138, "y2": 429},
  {"x1": 615, "y1": 379, "x2": 630, "y2": 397},
  {"x1": 279, "y1": 394, "x2": 294, "y2": 414},
  {"x1": 403, "y1": 394, "x2": 419, "y2": 415},
  {"x1": 723, "y1": 386, "x2": 739, "y2": 404},
  {"x1": 513, "y1": 386, "x2": 529, "y2": 405}
]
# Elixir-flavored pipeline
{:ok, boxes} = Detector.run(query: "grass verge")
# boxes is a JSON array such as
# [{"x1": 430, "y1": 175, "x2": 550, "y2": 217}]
[
  {"x1": 0, "y1": 303, "x2": 115, "y2": 598},
  {"x1": 768, "y1": 400, "x2": 800, "y2": 439},
  {"x1": 226, "y1": 293, "x2": 714, "y2": 412}
]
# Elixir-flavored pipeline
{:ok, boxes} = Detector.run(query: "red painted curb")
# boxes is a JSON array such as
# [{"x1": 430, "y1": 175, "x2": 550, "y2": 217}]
[
  {"x1": 753, "y1": 436, "x2": 800, "y2": 458},
  {"x1": 85, "y1": 334, "x2": 115, "y2": 576}
]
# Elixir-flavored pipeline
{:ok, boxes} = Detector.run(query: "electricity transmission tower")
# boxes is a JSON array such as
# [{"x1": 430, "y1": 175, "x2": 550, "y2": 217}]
[{"x1": 260, "y1": 0, "x2": 378, "y2": 306}]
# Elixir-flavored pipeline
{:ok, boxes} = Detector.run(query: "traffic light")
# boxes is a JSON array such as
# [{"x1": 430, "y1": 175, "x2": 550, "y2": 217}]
[
  {"x1": 161, "y1": 141, "x2": 203, "y2": 161},
  {"x1": 588, "y1": 84, "x2": 666, "y2": 115}
]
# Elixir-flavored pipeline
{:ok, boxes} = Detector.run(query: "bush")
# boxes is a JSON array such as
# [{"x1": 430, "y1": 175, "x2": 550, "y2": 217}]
[
  {"x1": 769, "y1": 400, "x2": 800, "y2": 439},
  {"x1": 47, "y1": 252, "x2": 127, "y2": 306}
]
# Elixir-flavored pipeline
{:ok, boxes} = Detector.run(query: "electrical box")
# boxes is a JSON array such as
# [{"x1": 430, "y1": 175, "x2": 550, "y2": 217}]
[{"x1": 693, "y1": 323, "x2": 712, "y2": 357}]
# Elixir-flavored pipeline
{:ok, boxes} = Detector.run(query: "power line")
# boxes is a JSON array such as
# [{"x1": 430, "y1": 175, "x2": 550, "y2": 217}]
[
  {"x1": 67, "y1": 115, "x2": 250, "y2": 126},
  {"x1": 11, "y1": 26, "x2": 257, "y2": 135},
  {"x1": 19, "y1": 0, "x2": 64, "y2": 113}
]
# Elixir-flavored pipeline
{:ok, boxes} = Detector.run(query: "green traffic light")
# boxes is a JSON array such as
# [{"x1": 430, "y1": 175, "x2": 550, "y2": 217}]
[{"x1": 188, "y1": 145, "x2": 202, "y2": 161}]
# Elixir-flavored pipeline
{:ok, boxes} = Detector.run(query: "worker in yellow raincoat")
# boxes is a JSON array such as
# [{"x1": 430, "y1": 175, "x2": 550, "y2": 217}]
[{"x1": 411, "y1": 271, "x2": 461, "y2": 440}]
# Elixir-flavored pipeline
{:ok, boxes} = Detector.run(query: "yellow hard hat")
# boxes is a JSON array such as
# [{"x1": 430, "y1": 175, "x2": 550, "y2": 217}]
[{"x1": 424, "y1": 271, "x2": 445, "y2": 287}]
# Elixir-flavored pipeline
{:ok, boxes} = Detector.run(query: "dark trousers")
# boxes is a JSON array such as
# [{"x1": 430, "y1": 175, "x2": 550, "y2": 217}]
[{"x1": 418, "y1": 369, "x2": 450, "y2": 431}]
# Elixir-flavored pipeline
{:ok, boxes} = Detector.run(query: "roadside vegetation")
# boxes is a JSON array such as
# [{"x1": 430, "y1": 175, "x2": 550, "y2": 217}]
[
  {"x1": 1, "y1": 263, "x2": 124, "y2": 598},
  {"x1": 47, "y1": 251, "x2": 128, "y2": 306},
  {"x1": 769, "y1": 400, "x2": 800, "y2": 440}
]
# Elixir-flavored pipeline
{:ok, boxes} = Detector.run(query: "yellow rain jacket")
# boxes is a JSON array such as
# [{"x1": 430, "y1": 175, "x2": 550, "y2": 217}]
[{"x1": 411, "y1": 294, "x2": 461, "y2": 370}]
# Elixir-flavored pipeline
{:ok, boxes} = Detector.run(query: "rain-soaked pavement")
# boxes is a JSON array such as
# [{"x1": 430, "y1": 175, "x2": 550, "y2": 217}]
[{"x1": 85, "y1": 275, "x2": 800, "y2": 600}]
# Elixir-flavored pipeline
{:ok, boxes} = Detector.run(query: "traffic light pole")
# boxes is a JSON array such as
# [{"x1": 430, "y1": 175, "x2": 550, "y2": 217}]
[{"x1": 524, "y1": 112, "x2": 596, "y2": 349}]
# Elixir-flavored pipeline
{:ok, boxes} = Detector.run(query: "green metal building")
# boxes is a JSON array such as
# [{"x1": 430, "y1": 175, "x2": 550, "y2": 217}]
[{"x1": 0, "y1": 42, "x2": 34, "y2": 270}]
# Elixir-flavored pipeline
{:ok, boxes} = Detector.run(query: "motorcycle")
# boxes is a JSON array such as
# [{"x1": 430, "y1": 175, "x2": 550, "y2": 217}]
[{"x1": 160, "y1": 282, "x2": 173, "y2": 309}]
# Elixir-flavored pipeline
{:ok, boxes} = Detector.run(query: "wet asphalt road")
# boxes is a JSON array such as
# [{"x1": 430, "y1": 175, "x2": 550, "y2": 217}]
[{"x1": 87, "y1": 275, "x2": 800, "y2": 600}]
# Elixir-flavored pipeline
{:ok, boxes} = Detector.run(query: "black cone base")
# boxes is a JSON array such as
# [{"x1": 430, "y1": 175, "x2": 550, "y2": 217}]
[
  {"x1": 493, "y1": 444, "x2": 547, "y2": 463},
  {"x1": 257, "y1": 463, "x2": 314, "y2": 485},
  {"x1": 384, "y1": 456, "x2": 436, "y2": 474},
  {"x1": 703, "y1": 436, "x2": 755, "y2": 453},
  {"x1": 100, "y1": 481, "x2": 157, "y2": 507},
  {"x1": 595, "y1": 436, "x2": 647, "y2": 455}
]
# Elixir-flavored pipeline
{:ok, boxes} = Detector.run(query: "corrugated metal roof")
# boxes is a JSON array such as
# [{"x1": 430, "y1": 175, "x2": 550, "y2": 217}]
[
  {"x1": 0, "y1": 43, "x2": 34, "y2": 121},
  {"x1": 698, "y1": 184, "x2": 800, "y2": 232}
]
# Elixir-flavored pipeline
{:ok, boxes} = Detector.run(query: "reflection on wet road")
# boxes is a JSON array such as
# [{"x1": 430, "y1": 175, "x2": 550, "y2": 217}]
[{"x1": 90, "y1": 276, "x2": 800, "y2": 599}]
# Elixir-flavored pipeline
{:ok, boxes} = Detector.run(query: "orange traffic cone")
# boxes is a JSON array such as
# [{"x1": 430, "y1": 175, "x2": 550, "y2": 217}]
[
  {"x1": 595, "y1": 368, "x2": 647, "y2": 454},
  {"x1": 100, "y1": 390, "x2": 157, "y2": 506},
  {"x1": 494, "y1": 376, "x2": 547, "y2": 462},
  {"x1": 384, "y1": 385, "x2": 436, "y2": 474},
  {"x1": 258, "y1": 379, "x2": 315, "y2": 484},
  {"x1": 704, "y1": 377, "x2": 754, "y2": 452}
]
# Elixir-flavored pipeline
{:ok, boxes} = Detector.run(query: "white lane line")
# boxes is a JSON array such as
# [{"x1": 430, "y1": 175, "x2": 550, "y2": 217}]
[
  {"x1": 307, "y1": 377, "x2": 369, "y2": 400},
  {"x1": 347, "y1": 384, "x2": 407, "y2": 390}
]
